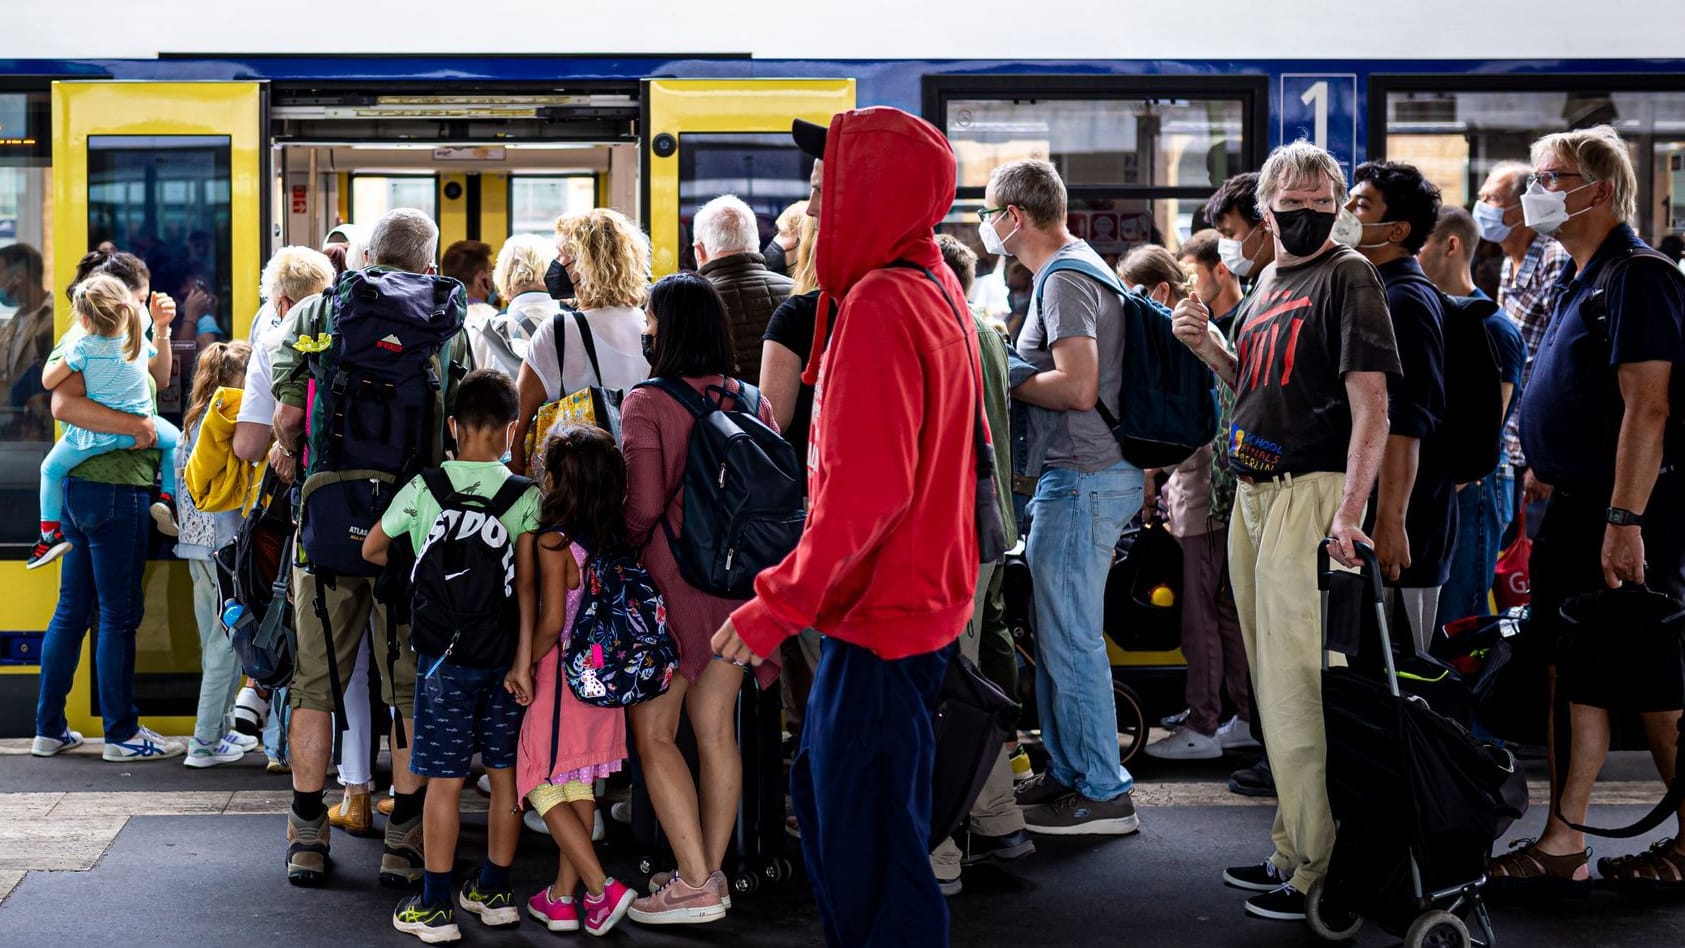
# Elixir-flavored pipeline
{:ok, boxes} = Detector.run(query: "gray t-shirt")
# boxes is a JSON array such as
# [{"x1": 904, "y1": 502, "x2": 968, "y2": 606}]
[{"x1": 1015, "y1": 241, "x2": 1126, "y2": 473}]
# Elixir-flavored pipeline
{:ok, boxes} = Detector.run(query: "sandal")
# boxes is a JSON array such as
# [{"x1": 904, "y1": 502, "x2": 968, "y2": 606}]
[
  {"x1": 1488, "y1": 837, "x2": 1592, "y2": 894},
  {"x1": 1598, "y1": 838, "x2": 1685, "y2": 892}
]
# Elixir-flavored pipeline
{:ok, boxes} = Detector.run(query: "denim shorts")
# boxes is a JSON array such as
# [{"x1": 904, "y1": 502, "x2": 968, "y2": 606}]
[{"x1": 409, "y1": 655, "x2": 523, "y2": 779}]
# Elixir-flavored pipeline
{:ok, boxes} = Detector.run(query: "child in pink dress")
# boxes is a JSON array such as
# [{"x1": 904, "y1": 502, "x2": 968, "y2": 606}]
[{"x1": 517, "y1": 424, "x2": 635, "y2": 936}]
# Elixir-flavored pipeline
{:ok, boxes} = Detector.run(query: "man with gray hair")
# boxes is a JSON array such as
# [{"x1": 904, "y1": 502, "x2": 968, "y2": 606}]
[
  {"x1": 1173, "y1": 140, "x2": 1399, "y2": 922},
  {"x1": 693, "y1": 194, "x2": 792, "y2": 379},
  {"x1": 999, "y1": 158, "x2": 1144, "y2": 838},
  {"x1": 269, "y1": 207, "x2": 478, "y2": 892}
]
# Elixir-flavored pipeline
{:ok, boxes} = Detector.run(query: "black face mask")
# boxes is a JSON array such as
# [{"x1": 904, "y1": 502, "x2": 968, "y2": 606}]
[
  {"x1": 545, "y1": 260, "x2": 574, "y2": 300},
  {"x1": 640, "y1": 334, "x2": 657, "y2": 366},
  {"x1": 1272, "y1": 208, "x2": 1336, "y2": 258}
]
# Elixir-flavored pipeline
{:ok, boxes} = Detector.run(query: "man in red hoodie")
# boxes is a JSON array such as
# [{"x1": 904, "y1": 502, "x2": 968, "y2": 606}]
[{"x1": 712, "y1": 108, "x2": 984, "y2": 946}]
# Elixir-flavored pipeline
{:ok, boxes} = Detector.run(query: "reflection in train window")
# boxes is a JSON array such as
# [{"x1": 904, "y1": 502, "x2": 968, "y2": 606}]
[
  {"x1": 0, "y1": 90, "x2": 52, "y2": 546},
  {"x1": 676, "y1": 133, "x2": 813, "y2": 272},
  {"x1": 87, "y1": 134, "x2": 233, "y2": 425},
  {"x1": 509, "y1": 175, "x2": 597, "y2": 238},
  {"x1": 349, "y1": 174, "x2": 438, "y2": 228}
]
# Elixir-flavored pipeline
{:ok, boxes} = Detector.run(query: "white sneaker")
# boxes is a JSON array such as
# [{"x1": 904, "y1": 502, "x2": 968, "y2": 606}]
[
  {"x1": 476, "y1": 773, "x2": 492, "y2": 796},
  {"x1": 593, "y1": 809, "x2": 605, "y2": 842},
  {"x1": 232, "y1": 686, "x2": 269, "y2": 736},
  {"x1": 1159, "y1": 707, "x2": 1191, "y2": 729},
  {"x1": 1217, "y1": 717, "x2": 1261, "y2": 752},
  {"x1": 227, "y1": 730, "x2": 260, "y2": 753},
  {"x1": 104, "y1": 726, "x2": 186, "y2": 761},
  {"x1": 1143, "y1": 725, "x2": 1223, "y2": 761},
  {"x1": 150, "y1": 501, "x2": 179, "y2": 537},
  {"x1": 31, "y1": 729, "x2": 85, "y2": 757},
  {"x1": 184, "y1": 735, "x2": 245, "y2": 768},
  {"x1": 610, "y1": 800, "x2": 631, "y2": 824},
  {"x1": 523, "y1": 807, "x2": 548, "y2": 835}
]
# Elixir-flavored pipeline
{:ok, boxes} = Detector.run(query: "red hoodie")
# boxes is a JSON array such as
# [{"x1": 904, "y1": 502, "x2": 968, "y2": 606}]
[{"x1": 730, "y1": 107, "x2": 982, "y2": 662}]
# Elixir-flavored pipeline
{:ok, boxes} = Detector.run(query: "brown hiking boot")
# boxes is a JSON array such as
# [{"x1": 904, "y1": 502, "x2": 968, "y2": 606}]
[
  {"x1": 286, "y1": 810, "x2": 331, "y2": 887},
  {"x1": 379, "y1": 813, "x2": 425, "y2": 889},
  {"x1": 328, "y1": 789, "x2": 375, "y2": 837}
]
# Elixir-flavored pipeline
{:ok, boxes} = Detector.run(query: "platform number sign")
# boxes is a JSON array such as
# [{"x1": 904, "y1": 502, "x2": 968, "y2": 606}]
[{"x1": 1279, "y1": 74, "x2": 1358, "y2": 175}]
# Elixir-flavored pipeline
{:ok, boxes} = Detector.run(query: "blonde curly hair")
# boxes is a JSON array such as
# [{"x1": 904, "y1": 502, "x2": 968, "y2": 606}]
[{"x1": 555, "y1": 209, "x2": 651, "y2": 310}]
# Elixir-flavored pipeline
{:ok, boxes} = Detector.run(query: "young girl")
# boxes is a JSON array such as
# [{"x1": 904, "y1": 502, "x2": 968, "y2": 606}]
[
  {"x1": 175, "y1": 341, "x2": 255, "y2": 767},
  {"x1": 517, "y1": 424, "x2": 635, "y2": 936},
  {"x1": 30, "y1": 273, "x2": 182, "y2": 568}
]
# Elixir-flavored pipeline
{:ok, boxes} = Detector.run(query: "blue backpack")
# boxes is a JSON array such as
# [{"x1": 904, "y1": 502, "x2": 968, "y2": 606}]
[
  {"x1": 564, "y1": 540, "x2": 679, "y2": 708},
  {"x1": 1033, "y1": 257, "x2": 1219, "y2": 469}
]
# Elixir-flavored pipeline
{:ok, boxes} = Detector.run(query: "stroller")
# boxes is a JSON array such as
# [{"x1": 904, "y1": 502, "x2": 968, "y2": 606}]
[{"x1": 1307, "y1": 541, "x2": 1529, "y2": 948}]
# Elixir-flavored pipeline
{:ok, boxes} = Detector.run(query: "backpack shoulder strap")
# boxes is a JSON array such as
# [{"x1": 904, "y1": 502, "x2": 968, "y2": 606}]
[
  {"x1": 1581, "y1": 247, "x2": 1685, "y2": 349},
  {"x1": 486, "y1": 475, "x2": 534, "y2": 518},
  {"x1": 550, "y1": 311, "x2": 568, "y2": 380},
  {"x1": 1033, "y1": 256, "x2": 1129, "y2": 313},
  {"x1": 635, "y1": 375, "x2": 712, "y2": 418},
  {"x1": 571, "y1": 312, "x2": 606, "y2": 387},
  {"x1": 421, "y1": 468, "x2": 458, "y2": 509}
]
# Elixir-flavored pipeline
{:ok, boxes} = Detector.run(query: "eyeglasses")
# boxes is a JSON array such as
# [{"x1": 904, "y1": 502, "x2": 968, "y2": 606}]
[
  {"x1": 978, "y1": 206, "x2": 1008, "y2": 222},
  {"x1": 1526, "y1": 170, "x2": 1591, "y2": 190}
]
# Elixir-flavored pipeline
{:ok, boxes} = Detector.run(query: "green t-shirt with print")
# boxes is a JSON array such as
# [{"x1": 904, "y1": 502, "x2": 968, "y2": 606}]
[{"x1": 381, "y1": 459, "x2": 542, "y2": 552}]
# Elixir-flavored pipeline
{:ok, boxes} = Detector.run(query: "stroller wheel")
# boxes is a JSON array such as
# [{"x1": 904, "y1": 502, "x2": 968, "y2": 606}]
[
  {"x1": 1304, "y1": 878, "x2": 1363, "y2": 942},
  {"x1": 1404, "y1": 910, "x2": 1470, "y2": 948}
]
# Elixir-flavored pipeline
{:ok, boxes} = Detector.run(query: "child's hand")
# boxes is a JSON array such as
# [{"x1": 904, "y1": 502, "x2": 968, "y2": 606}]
[{"x1": 505, "y1": 667, "x2": 533, "y2": 706}]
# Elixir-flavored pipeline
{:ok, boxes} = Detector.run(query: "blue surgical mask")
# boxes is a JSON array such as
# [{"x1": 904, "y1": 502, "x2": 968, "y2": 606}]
[{"x1": 1472, "y1": 201, "x2": 1514, "y2": 244}]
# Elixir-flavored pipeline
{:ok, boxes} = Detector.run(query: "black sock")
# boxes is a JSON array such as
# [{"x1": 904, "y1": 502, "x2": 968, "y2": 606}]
[
  {"x1": 391, "y1": 789, "x2": 425, "y2": 825},
  {"x1": 292, "y1": 789, "x2": 325, "y2": 821}
]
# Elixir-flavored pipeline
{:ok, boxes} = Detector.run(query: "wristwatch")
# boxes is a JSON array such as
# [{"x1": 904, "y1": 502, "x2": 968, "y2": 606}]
[{"x1": 1606, "y1": 506, "x2": 1644, "y2": 527}]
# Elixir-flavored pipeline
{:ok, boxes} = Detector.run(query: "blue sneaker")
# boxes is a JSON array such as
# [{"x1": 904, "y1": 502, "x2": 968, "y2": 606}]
[
  {"x1": 31, "y1": 729, "x2": 84, "y2": 757},
  {"x1": 103, "y1": 725, "x2": 186, "y2": 762}
]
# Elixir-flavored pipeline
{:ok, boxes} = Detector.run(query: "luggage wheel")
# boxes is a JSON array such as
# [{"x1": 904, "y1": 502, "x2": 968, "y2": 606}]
[
  {"x1": 1305, "y1": 878, "x2": 1364, "y2": 942},
  {"x1": 1404, "y1": 909, "x2": 1470, "y2": 948}
]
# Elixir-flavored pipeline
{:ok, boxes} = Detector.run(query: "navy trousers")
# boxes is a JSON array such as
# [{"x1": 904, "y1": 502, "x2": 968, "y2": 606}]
[{"x1": 791, "y1": 636, "x2": 954, "y2": 948}]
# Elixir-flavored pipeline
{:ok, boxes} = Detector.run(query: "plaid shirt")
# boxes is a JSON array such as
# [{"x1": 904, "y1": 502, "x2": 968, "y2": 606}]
[{"x1": 1499, "y1": 236, "x2": 1571, "y2": 467}]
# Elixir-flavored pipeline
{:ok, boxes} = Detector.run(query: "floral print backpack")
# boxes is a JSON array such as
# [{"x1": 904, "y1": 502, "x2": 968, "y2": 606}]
[{"x1": 564, "y1": 545, "x2": 678, "y2": 707}]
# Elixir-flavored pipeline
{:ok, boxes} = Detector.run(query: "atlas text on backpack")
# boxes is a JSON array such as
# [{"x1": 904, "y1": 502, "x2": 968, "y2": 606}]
[
  {"x1": 1394, "y1": 274, "x2": 1506, "y2": 483},
  {"x1": 296, "y1": 268, "x2": 466, "y2": 578},
  {"x1": 564, "y1": 541, "x2": 679, "y2": 707},
  {"x1": 409, "y1": 469, "x2": 532, "y2": 671},
  {"x1": 635, "y1": 377, "x2": 806, "y2": 599},
  {"x1": 1032, "y1": 257, "x2": 1219, "y2": 469}
]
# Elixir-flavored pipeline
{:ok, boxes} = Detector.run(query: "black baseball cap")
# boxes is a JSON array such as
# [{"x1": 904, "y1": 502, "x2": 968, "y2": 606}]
[{"x1": 792, "y1": 118, "x2": 828, "y2": 160}]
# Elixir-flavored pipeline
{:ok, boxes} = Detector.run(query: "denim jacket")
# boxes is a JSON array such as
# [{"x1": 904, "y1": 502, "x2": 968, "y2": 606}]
[{"x1": 1007, "y1": 347, "x2": 1056, "y2": 496}]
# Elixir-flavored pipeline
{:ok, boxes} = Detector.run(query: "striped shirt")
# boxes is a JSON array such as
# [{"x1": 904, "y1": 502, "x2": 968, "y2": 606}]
[
  {"x1": 60, "y1": 332, "x2": 157, "y2": 451},
  {"x1": 1499, "y1": 236, "x2": 1571, "y2": 467}
]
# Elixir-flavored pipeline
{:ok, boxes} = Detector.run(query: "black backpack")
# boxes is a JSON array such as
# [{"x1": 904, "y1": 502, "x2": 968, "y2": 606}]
[
  {"x1": 408, "y1": 469, "x2": 532, "y2": 670},
  {"x1": 635, "y1": 377, "x2": 805, "y2": 599},
  {"x1": 296, "y1": 269, "x2": 466, "y2": 578},
  {"x1": 1394, "y1": 275, "x2": 1504, "y2": 483}
]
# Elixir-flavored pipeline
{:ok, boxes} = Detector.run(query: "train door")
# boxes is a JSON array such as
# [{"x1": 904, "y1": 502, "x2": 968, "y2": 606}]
[
  {"x1": 641, "y1": 79, "x2": 855, "y2": 277},
  {"x1": 40, "y1": 80, "x2": 266, "y2": 738}
]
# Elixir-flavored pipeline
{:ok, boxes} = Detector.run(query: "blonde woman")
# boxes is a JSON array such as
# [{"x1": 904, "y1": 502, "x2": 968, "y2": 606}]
[
  {"x1": 512, "y1": 209, "x2": 652, "y2": 473},
  {"x1": 473, "y1": 234, "x2": 559, "y2": 379}
]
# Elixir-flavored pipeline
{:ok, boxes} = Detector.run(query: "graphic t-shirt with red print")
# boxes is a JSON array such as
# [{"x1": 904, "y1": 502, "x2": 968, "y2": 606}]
[{"x1": 1228, "y1": 245, "x2": 1401, "y2": 477}]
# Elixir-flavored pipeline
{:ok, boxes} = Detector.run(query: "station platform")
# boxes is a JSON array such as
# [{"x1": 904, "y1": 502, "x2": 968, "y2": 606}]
[{"x1": 1, "y1": 738, "x2": 1682, "y2": 947}]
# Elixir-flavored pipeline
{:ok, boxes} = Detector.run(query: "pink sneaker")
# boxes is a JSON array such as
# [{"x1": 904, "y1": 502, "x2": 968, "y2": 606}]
[
  {"x1": 582, "y1": 877, "x2": 635, "y2": 936},
  {"x1": 526, "y1": 886, "x2": 579, "y2": 932},
  {"x1": 646, "y1": 869, "x2": 733, "y2": 909},
  {"x1": 627, "y1": 872, "x2": 726, "y2": 925}
]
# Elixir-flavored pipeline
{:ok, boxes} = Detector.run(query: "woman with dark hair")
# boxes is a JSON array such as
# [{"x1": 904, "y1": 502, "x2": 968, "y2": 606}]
[{"x1": 619, "y1": 272, "x2": 781, "y2": 925}]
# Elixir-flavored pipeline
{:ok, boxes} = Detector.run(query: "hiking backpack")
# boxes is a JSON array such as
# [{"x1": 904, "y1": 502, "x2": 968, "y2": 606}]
[
  {"x1": 408, "y1": 469, "x2": 533, "y2": 670},
  {"x1": 296, "y1": 269, "x2": 466, "y2": 578},
  {"x1": 1032, "y1": 257, "x2": 1219, "y2": 469},
  {"x1": 1394, "y1": 274, "x2": 1506, "y2": 483},
  {"x1": 635, "y1": 377, "x2": 806, "y2": 599},
  {"x1": 564, "y1": 545, "x2": 679, "y2": 707}
]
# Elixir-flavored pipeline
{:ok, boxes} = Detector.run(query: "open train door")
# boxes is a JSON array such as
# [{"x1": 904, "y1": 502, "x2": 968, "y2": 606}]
[
  {"x1": 642, "y1": 79, "x2": 854, "y2": 278},
  {"x1": 39, "y1": 80, "x2": 267, "y2": 738}
]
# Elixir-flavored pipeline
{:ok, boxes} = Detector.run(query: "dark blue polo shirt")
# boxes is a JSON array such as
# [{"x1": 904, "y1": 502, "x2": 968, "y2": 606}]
[
  {"x1": 1519, "y1": 224, "x2": 1685, "y2": 487},
  {"x1": 1466, "y1": 287, "x2": 1528, "y2": 426}
]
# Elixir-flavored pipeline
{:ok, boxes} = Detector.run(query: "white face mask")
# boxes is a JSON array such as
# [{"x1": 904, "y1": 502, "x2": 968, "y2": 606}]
[
  {"x1": 1218, "y1": 236, "x2": 1254, "y2": 279},
  {"x1": 1520, "y1": 180, "x2": 1595, "y2": 237},
  {"x1": 1332, "y1": 207, "x2": 1364, "y2": 248},
  {"x1": 979, "y1": 215, "x2": 1019, "y2": 258},
  {"x1": 1473, "y1": 201, "x2": 1514, "y2": 243}
]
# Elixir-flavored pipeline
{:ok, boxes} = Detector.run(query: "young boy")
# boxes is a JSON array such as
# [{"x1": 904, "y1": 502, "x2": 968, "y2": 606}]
[{"x1": 364, "y1": 369, "x2": 541, "y2": 944}]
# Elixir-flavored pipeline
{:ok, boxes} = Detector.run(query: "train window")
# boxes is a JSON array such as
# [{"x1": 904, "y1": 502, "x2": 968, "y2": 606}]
[
  {"x1": 946, "y1": 97, "x2": 1248, "y2": 190},
  {"x1": 349, "y1": 173, "x2": 438, "y2": 227},
  {"x1": 509, "y1": 175, "x2": 596, "y2": 238},
  {"x1": 0, "y1": 90, "x2": 51, "y2": 547},
  {"x1": 1380, "y1": 86, "x2": 1685, "y2": 244},
  {"x1": 87, "y1": 134, "x2": 233, "y2": 426},
  {"x1": 676, "y1": 133, "x2": 813, "y2": 272}
]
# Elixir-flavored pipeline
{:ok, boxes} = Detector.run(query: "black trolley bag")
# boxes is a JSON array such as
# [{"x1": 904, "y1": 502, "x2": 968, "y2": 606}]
[
  {"x1": 629, "y1": 671, "x2": 795, "y2": 897},
  {"x1": 1309, "y1": 541, "x2": 1528, "y2": 947}
]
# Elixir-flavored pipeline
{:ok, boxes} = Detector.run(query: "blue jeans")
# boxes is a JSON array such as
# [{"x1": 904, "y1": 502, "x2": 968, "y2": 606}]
[
  {"x1": 1436, "y1": 471, "x2": 1515, "y2": 630},
  {"x1": 791, "y1": 637, "x2": 952, "y2": 948},
  {"x1": 35, "y1": 478, "x2": 149, "y2": 741},
  {"x1": 263, "y1": 688, "x2": 291, "y2": 762},
  {"x1": 1025, "y1": 461, "x2": 1142, "y2": 801}
]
